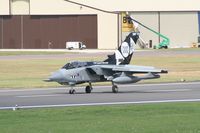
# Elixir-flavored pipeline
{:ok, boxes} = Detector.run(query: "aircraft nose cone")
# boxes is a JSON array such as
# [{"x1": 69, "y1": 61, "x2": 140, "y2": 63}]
[{"x1": 49, "y1": 70, "x2": 64, "y2": 81}]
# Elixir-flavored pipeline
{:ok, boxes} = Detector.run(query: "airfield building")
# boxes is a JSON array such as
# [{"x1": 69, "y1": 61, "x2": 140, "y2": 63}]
[{"x1": 0, "y1": 0, "x2": 200, "y2": 49}]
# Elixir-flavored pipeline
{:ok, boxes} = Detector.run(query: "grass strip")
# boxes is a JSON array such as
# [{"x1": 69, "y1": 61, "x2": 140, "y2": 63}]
[
  {"x1": 0, "y1": 102, "x2": 200, "y2": 133},
  {"x1": 0, "y1": 49, "x2": 200, "y2": 88}
]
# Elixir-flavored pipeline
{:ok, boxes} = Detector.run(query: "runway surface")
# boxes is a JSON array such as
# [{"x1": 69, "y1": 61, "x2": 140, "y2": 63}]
[{"x1": 0, "y1": 82, "x2": 200, "y2": 109}]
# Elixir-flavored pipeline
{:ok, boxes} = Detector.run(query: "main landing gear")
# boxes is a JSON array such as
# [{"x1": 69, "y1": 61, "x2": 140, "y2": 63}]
[
  {"x1": 69, "y1": 83, "x2": 118, "y2": 94},
  {"x1": 85, "y1": 82, "x2": 93, "y2": 93},
  {"x1": 112, "y1": 82, "x2": 118, "y2": 93}
]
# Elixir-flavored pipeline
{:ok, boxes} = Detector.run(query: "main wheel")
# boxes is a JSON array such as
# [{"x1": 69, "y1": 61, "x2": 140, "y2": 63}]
[
  {"x1": 69, "y1": 89, "x2": 76, "y2": 94},
  {"x1": 164, "y1": 46, "x2": 168, "y2": 49},
  {"x1": 85, "y1": 85, "x2": 92, "y2": 93},
  {"x1": 112, "y1": 85, "x2": 118, "y2": 93}
]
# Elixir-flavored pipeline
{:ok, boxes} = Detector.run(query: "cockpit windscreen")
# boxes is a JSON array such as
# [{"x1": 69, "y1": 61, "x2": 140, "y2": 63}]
[
  {"x1": 62, "y1": 61, "x2": 108, "y2": 70},
  {"x1": 62, "y1": 61, "x2": 88, "y2": 70}
]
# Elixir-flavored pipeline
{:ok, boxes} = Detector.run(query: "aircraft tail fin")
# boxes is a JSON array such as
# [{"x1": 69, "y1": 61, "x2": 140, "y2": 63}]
[{"x1": 104, "y1": 32, "x2": 139, "y2": 65}]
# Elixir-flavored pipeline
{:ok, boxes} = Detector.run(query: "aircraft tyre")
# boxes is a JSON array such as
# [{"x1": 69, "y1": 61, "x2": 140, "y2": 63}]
[
  {"x1": 69, "y1": 89, "x2": 76, "y2": 94},
  {"x1": 112, "y1": 85, "x2": 118, "y2": 93},
  {"x1": 85, "y1": 85, "x2": 92, "y2": 93}
]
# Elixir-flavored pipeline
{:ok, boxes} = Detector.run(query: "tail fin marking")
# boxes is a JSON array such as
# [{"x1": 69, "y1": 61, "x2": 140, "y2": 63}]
[{"x1": 104, "y1": 32, "x2": 139, "y2": 65}]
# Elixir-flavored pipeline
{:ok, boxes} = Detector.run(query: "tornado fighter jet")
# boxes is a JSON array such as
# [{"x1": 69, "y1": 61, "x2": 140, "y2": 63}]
[{"x1": 45, "y1": 32, "x2": 167, "y2": 94}]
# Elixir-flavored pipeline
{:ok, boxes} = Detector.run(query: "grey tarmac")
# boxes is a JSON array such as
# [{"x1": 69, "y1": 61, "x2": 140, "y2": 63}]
[{"x1": 0, "y1": 82, "x2": 200, "y2": 109}]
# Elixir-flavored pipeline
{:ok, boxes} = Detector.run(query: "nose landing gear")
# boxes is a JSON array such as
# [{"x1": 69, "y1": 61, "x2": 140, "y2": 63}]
[
  {"x1": 69, "y1": 89, "x2": 76, "y2": 94},
  {"x1": 69, "y1": 85, "x2": 76, "y2": 94}
]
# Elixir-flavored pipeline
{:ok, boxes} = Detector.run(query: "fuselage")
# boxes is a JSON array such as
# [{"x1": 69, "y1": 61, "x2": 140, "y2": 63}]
[
  {"x1": 45, "y1": 31, "x2": 167, "y2": 94},
  {"x1": 47, "y1": 62, "x2": 161, "y2": 86},
  {"x1": 48, "y1": 61, "x2": 108, "y2": 85}
]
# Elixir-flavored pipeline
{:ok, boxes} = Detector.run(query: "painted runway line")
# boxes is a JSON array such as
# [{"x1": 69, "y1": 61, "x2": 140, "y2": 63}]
[{"x1": 1, "y1": 98, "x2": 200, "y2": 110}]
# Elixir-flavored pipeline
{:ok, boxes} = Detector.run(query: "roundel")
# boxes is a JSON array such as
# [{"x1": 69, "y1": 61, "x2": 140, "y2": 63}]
[{"x1": 121, "y1": 42, "x2": 130, "y2": 58}]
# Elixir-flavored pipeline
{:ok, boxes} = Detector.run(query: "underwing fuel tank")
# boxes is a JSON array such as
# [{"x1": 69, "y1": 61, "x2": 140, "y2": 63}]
[
  {"x1": 112, "y1": 76, "x2": 140, "y2": 84},
  {"x1": 112, "y1": 72, "x2": 160, "y2": 84}
]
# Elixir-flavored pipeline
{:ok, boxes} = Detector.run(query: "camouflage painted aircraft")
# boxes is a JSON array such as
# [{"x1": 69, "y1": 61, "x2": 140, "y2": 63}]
[{"x1": 44, "y1": 32, "x2": 167, "y2": 94}]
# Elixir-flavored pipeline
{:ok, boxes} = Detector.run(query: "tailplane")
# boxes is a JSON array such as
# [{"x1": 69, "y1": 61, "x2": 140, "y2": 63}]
[{"x1": 104, "y1": 32, "x2": 139, "y2": 65}]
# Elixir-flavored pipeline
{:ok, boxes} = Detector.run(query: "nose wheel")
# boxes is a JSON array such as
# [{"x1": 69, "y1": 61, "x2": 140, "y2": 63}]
[
  {"x1": 69, "y1": 89, "x2": 76, "y2": 94},
  {"x1": 69, "y1": 85, "x2": 76, "y2": 94}
]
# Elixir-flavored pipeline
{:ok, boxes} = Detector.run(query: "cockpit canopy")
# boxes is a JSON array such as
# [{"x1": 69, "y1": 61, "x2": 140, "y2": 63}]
[
  {"x1": 62, "y1": 61, "x2": 108, "y2": 70},
  {"x1": 62, "y1": 61, "x2": 88, "y2": 69}
]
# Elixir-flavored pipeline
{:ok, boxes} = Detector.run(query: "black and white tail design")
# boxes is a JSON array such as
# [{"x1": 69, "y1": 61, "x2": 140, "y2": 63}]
[{"x1": 104, "y1": 32, "x2": 139, "y2": 65}]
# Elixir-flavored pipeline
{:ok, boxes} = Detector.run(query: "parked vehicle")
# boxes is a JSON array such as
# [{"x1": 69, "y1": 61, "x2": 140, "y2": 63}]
[{"x1": 66, "y1": 42, "x2": 86, "y2": 50}]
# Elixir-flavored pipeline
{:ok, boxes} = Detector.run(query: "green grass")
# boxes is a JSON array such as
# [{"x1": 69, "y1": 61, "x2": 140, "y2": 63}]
[
  {"x1": 0, "y1": 49, "x2": 200, "y2": 88},
  {"x1": 132, "y1": 55, "x2": 200, "y2": 84},
  {"x1": 0, "y1": 102, "x2": 200, "y2": 133}
]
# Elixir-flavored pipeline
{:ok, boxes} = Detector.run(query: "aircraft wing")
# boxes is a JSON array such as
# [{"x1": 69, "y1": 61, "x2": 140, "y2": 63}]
[{"x1": 100, "y1": 65, "x2": 168, "y2": 74}]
